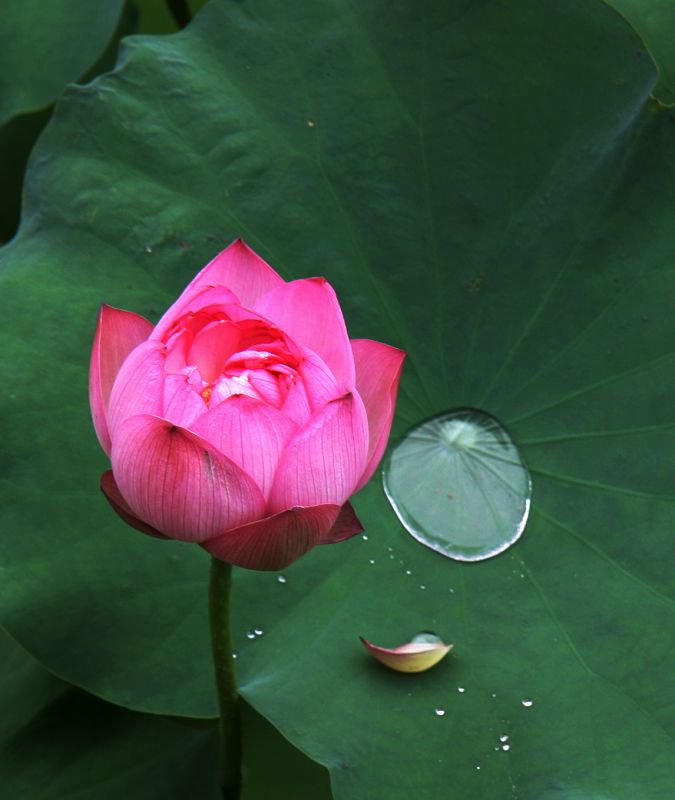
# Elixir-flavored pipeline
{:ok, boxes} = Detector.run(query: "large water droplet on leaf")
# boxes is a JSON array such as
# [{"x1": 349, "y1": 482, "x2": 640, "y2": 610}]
[{"x1": 383, "y1": 408, "x2": 531, "y2": 561}]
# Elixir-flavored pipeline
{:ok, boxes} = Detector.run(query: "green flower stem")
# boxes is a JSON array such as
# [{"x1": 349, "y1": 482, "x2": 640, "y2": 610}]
[{"x1": 209, "y1": 558, "x2": 241, "y2": 799}]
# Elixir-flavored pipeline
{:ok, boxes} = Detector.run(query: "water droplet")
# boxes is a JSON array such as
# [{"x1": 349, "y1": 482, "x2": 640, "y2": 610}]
[
  {"x1": 277, "y1": 575, "x2": 287, "y2": 584},
  {"x1": 449, "y1": 588, "x2": 455, "y2": 593},
  {"x1": 387, "y1": 546, "x2": 393, "y2": 552},
  {"x1": 145, "y1": 245, "x2": 153, "y2": 253},
  {"x1": 435, "y1": 708, "x2": 446, "y2": 716},
  {"x1": 369, "y1": 559, "x2": 375, "y2": 564},
  {"x1": 457, "y1": 687, "x2": 465, "y2": 693},
  {"x1": 232, "y1": 653, "x2": 237, "y2": 659},
  {"x1": 383, "y1": 409, "x2": 532, "y2": 561},
  {"x1": 254, "y1": 628, "x2": 264, "y2": 636},
  {"x1": 419, "y1": 584, "x2": 426, "y2": 590},
  {"x1": 521, "y1": 698, "x2": 533, "y2": 708},
  {"x1": 362, "y1": 534, "x2": 369, "y2": 541},
  {"x1": 246, "y1": 631, "x2": 255, "y2": 639},
  {"x1": 476, "y1": 765, "x2": 481, "y2": 771},
  {"x1": 307, "y1": 119, "x2": 316, "y2": 127},
  {"x1": 405, "y1": 569, "x2": 412, "y2": 575},
  {"x1": 491, "y1": 692, "x2": 497, "y2": 698},
  {"x1": 502, "y1": 744, "x2": 511, "y2": 751},
  {"x1": 389, "y1": 554, "x2": 395, "y2": 559},
  {"x1": 499, "y1": 735, "x2": 509, "y2": 743}
]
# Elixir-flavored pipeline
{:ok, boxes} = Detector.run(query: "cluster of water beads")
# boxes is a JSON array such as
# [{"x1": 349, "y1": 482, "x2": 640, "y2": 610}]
[
  {"x1": 383, "y1": 408, "x2": 532, "y2": 561},
  {"x1": 245, "y1": 628, "x2": 264, "y2": 639}
]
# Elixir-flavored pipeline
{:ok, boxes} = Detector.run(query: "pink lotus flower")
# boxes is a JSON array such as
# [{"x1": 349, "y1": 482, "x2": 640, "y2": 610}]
[{"x1": 90, "y1": 240, "x2": 404, "y2": 570}]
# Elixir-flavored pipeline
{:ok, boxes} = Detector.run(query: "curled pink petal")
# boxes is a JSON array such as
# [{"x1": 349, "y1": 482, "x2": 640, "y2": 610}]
[
  {"x1": 191, "y1": 395, "x2": 297, "y2": 500},
  {"x1": 360, "y1": 635, "x2": 453, "y2": 673},
  {"x1": 100, "y1": 470, "x2": 167, "y2": 539},
  {"x1": 269, "y1": 393, "x2": 369, "y2": 512},
  {"x1": 89, "y1": 305, "x2": 152, "y2": 455},
  {"x1": 351, "y1": 339, "x2": 405, "y2": 491},
  {"x1": 107, "y1": 340, "x2": 166, "y2": 440},
  {"x1": 202, "y1": 504, "x2": 341, "y2": 570},
  {"x1": 111, "y1": 415, "x2": 265, "y2": 542},
  {"x1": 185, "y1": 239, "x2": 283, "y2": 308},
  {"x1": 254, "y1": 278, "x2": 355, "y2": 387},
  {"x1": 151, "y1": 285, "x2": 239, "y2": 342},
  {"x1": 320, "y1": 502, "x2": 363, "y2": 544}
]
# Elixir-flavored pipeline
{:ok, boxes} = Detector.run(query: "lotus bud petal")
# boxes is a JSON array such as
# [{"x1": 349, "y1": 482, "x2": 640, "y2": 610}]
[{"x1": 360, "y1": 632, "x2": 453, "y2": 673}]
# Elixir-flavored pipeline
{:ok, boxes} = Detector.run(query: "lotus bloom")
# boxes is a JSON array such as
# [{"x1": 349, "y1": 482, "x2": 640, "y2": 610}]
[{"x1": 90, "y1": 240, "x2": 404, "y2": 570}]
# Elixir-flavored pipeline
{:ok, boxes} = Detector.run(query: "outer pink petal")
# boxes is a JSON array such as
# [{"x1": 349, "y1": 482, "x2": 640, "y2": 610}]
[
  {"x1": 351, "y1": 339, "x2": 405, "y2": 492},
  {"x1": 320, "y1": 502, "x2": 364, "y2": 544},
  {"x1": 281, "y1": 347, "x2": 341, "y2": 425},
  {"x1": 254, "y1": 278, "x2": 355, "y2": 387},
  {"x1": 111, "y1": 414, "x2": 265, "y2": 542},
  {"x1": 185, "y1": 239, "x2": 284, "y2": 307},
  {"x1": 163, "y1": 373, "x2": 208, "y2": 429},
  {"x1": 100, "y1": 470, "x2": 167, "y2": 539},
  {"x1": 191, "y1": 395, "x2": 297, "y2": 501},
  {"x1": 107, "y1": 340, "x2": 166, "y2": 440},
  {"x1": 268, "y1": 393, "x2": 369, "y2": 513},
  {"x1": 89, "y1": 305, "x2": 153, "y2": 456},
  {"x1": 202, "y1": 504, "x2": 341, "y2": 570}
]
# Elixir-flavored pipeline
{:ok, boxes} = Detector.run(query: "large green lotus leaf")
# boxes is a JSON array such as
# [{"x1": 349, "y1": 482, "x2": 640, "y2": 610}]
[
  {"x1": 0, "y1": 1, "x2": 125, "y2": 125},
  {"x1": 0, "y1": 627, "x2": 329, "y2": 799},
  {"x1": 1, "y1": 1, "x2": 675, "y2": 798},
  {"x1": 606, "y1": 0, "x2": 675, "y2": 105}
]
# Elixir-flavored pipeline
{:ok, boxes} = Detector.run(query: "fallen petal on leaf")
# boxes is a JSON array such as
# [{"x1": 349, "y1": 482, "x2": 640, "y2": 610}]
[{"x1": 360, "y1": 633, "x2": 453, "y2": 673}]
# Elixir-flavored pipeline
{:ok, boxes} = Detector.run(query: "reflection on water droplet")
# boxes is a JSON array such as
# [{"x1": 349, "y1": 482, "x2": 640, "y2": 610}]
[
  {"x1": 362, "y1": 535, "x2": 369, "y2": 540},
  {"x1": 499, "y1": 735, "x2": 509, "y2": 742},
  {"x1": 476, "y1": 766, "x2": 481, "y2": 771},
  {"x1": 369, "y1": 559, "x2": 375, "y2": 564},
  {"x1": 383, "y1": 408, "x2": 532, "y2": 561},
  {"x1": 434, "y1": 708, "x2": 445, "y2": 716},
  {"x1": 502, "y1": 744, "x2": 511, "y2": 751},
  {"x1": 254, "y1": 628, "x2": 264, "y2": 636},
  {"x1": 232, "y1": 653, "x2": 237, "y2": 659},
  {"x1": 277, "y1": 575, "x2": 287, "y2": 584},
  {"x1": 246, "y1": 631, "x2": 255, "y2": 639},
  {"x1": 457, "y1": 687, "x2": 465, "y2": 693},
  {"x1": 405, "y1": 569, "x2": 412, "y2": 575},
  {"x1": 521, "y1": 698, "x2": 533, "y2": 708}
]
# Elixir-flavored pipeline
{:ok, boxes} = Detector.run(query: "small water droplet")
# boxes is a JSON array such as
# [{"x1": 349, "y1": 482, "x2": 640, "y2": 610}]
[
  {"x1": 521, "y1": 698, "x2": 533, "y2": 708},
  {"x1": 502, "y1": 744, "x2": 511, "y2": 751},
  {"x1": 362, "y1": 534, "x2": 369, "y2": 541},
  {"x1": 307, "y1": 119, "x2": 316, "y2": 127},
  {"x1": 449, "y1": 587, "x2": 455, "y2": 593},
  {"x1": 145, "y1": 245, "x2": 153, "y2": 253},
  {"x1": 383, "y1": 408, "x2": 532, "y2": 561},
  {"x1": 476, "y1": 766, "x2": 481, "y2": 771},
  {"x1": 369, "y1": 559, "x2": 375, "y2": 565},
  {"x1": 434, "y1": 708, "x2": 446, "y2": 716},
  {"x1": 389, "y1": 554, "x2": 395, "y2": 559},
  {"x1": 246, "y1": 631, "x2": 255, "y2": 639},
  {"x1": 232, "y1": 653, "x2": 237, "y2": 659},
  {"x1": 419, "y1": 584, "x2": 426, "y2": 590},
  {"x1": 254, "y1": 628, "x2": 264, "y2": 636},
  {"x1": 277, "y1": 575, "x2": 287, "y2": 584},
  {"x1": 491, "y1": 692, "x2": 497, "y2": 698},
  {"x1": 457, "y1": 687, "x2": 465, "y2": 693},
  {"x1": 499, "y1": 735, "x2": 509, "y2": 743},
  {"x1": 405, "y1": 569, "x2": 412, "y2": 575}
]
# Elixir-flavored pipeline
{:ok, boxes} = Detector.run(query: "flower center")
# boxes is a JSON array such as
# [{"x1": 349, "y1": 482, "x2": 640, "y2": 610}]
[{"x1": 163, "y1": 310, "x2": 300, "y2": 408}]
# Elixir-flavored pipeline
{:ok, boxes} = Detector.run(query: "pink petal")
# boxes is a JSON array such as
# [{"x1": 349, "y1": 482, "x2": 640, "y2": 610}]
[
  {"x1": 163, "y1": 373, "x2": 208, "y2": 428},
  {"x1": 89, "y1": 305, "x2": 153, "y2": 456},
  {"x1": 351, "y1": 339, "x2": 405, "y2": 492},
  {"x1": 254, "y1": 278, "x2": 355, "y2": 387},
  {"x1": 185, "y1": 239, "x2": 284, "y2": 308},
  {"x1": 191, "y1": 395, "x2": 297, "y2": 500},
  {"x1": 151, "y1": 286, "x2": 240, "y2": 342},
  {"x1": 100, "y1": 470, "x2": 167, "y2": 539},
  {"x1": 281, "y1": 347, "x2": 341, "y2": 425},
  {"x1": 268, "y1": 393, "x2": 369, "y2": 512},
  {"x1": 187, "y1": 320, "x2": 241, "y2": 383},
  {"x1": 320, "y1": 502, "x2": 363, "y2": 544},
  {"x1": 111, "y1": 414, "x2": 265, "y2": 542},
  {"x1": 360, "y1": 636, "x2": 453, "y2": 673},
  {"x1": 107, "y1": 340, "x2": 167, "y2": 441},
  {"x1": 202, "y1": 504, "x2": 341, "y2": 570}
]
